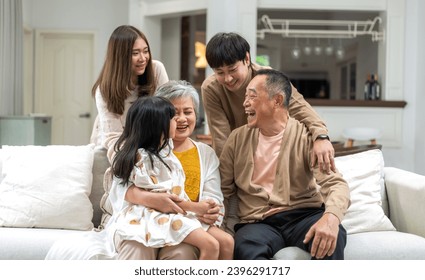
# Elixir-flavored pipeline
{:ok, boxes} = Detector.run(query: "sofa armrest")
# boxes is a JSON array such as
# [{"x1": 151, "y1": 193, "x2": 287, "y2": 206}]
[{"x1": 384, "y1": 167, "x2": 425, "y2": 238}]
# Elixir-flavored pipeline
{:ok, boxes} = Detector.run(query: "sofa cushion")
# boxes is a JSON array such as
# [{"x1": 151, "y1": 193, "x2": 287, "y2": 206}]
[
  {"x1": 0, "y1": 227, "x2": 88, "y2": 260},
  {"x1": 0, "y1": 145, "x2": 95, "y2": 231},
  {"x1": 335, "y1": 149, "x2": 396, "y2": 234},
  {"x1": 273, "y1": 246, "x2": 310, "y2": 260},
  {"x1": 273, "y1": 231, "x2": 425, "y2": 260},
  {"x1": 345, "y1": 231, "x2": 425, "y2": 259}
]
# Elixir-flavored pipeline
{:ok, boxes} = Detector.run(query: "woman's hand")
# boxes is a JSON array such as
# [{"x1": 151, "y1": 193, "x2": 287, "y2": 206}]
[
  {"x1": 196, "y1": 199, "x2": 222, "y2": 225},
  {"x1": 191, "y1": 199, "x2": 216, "y2": 216},
  {"x1": 175, "y1": 198, "x2": 221, "y2": 225}
]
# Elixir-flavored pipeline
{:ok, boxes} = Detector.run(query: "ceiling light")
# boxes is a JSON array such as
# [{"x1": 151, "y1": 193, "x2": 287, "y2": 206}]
[
  {"x1": 303, "y1": 38, "x2": 312, "y2": 55},
  {"x1": 325, "y1": 45, "x2": 334, "y2": 56},
  {"x1": 325, "y1": 39, "x2": 334, "y2": 56},
  {"x1": 336, "y1": 47, "x2": 345, "y2": 60},
  {"x1": 291, "y1": 38, "x2": 301, "y2": 59},
  {"x1": 314, "y1": 39, "x2": 322, "y2": 55},
  {"x1": 292, "y1": 46, "x2": 301, "y2": 59},
  {"x1": 314, "y1": 45, "x2": 322, "y2": 56},
  {"x1": 336, "y1": 39, "x2": 345, "y2": 60}
]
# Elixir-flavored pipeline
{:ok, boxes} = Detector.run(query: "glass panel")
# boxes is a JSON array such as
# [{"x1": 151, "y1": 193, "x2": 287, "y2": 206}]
[
  {"x1": 256, "y1": 9, "x2": 380, "y2": 100},
  {"x1": 349, "y1": 62, "x2": 356, "y2": 99},
  {"x1": 340, "y1": 66, "x2": 347, "y2": 100}
]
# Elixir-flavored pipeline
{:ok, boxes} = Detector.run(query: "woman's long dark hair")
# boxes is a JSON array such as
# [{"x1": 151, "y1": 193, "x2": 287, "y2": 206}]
[
  {"x1": 91, "y1": 25, "x2": 156, "y2": 115},
  {"x1": 112, "y1": 96, "x2": 176, "y2": 185}
]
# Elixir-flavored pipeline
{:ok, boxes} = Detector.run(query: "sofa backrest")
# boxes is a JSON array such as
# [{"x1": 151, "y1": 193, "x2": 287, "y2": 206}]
[
  {"x1": 381, "y1": 180, "x2": 390, "y2": 217},
  {"x1": 90, "y1": 147, "x2": 110, "y2": 228},
  {"x1": 0, "y1": 149, "x2": 3, "y2": 183}
]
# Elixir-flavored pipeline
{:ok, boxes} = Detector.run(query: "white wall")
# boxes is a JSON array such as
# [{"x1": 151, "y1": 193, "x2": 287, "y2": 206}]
[
  {"x1": 406, "y1": 0, "x2": 425, "y2": 175},
  {"x1": 22, "y1": 0, "x2": 129, "y2": 75},
  {"x1": 379, "y1": 0, "x2": 425, "y2": 175},
  {"x1": 416, "y1": 0, "x2": 425, "y2": 175}
]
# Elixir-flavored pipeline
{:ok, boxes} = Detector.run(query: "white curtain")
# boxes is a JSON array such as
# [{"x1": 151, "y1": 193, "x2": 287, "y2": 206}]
[{"x1": 0, "y1": 0, "x2": 23, "y2": 115}]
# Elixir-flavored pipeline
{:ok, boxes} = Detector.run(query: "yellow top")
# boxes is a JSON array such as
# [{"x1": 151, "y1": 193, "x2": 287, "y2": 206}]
[{"x1": 174, "y1": 146, "x2": 201, "y2": 202}]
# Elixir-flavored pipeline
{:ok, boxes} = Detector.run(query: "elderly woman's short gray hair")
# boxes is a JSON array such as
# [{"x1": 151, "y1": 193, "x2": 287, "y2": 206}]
[{"x1": 154, "y1": 80, "x2": 200, "y2": 117}]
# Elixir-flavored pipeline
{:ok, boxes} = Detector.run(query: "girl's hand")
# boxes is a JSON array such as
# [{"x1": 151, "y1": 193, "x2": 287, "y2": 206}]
[
  {"x1": 125, "y1": 185, "x2": 186, "y2": 214},
  {"x1": 151, "y1": 193, "x2": 187, "y2": 215}
]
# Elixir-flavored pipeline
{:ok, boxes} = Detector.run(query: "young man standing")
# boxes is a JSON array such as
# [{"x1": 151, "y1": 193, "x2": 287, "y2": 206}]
[{"x1": 202, "y1": 32, "x2": 335, "y2": 173}]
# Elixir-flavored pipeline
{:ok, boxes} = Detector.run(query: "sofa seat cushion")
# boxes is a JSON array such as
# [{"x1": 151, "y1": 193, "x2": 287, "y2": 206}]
[
  {"x1": 273, "y1": 246, "x2": 311, "y2": 260},
  {"x1": 273, "y1": 231, "x2": 425, "y2": 260},
  {"x1": 0, "y1": 227, "x2": 90, "y2": 260},
  {"x1": 345, "y1": 231, "x2": 425, "y2": 259}
]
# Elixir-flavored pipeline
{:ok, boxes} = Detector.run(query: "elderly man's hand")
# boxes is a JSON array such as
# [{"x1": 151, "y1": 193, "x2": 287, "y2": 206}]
[{"x1": 303, "y1": 213, "x2": 340, "y2": 259}]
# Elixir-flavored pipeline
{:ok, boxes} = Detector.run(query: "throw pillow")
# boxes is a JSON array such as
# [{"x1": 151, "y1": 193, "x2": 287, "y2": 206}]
[
  {"x1": 0, "y1": 145, "x2": 95, "y2": 230},
  {"x1": 335, "y1": 149, "x2": 396, "y2": 234}
]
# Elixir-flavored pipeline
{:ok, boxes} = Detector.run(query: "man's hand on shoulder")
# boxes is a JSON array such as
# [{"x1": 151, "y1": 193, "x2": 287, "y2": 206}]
[{"x1": 311, "y1": 136, "x2": 336, "y2": 174}]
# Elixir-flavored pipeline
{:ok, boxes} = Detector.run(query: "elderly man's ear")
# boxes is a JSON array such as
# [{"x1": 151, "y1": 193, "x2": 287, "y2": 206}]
[{"x1": 274, "y1": 94, "x2": 284, "y2": 108}]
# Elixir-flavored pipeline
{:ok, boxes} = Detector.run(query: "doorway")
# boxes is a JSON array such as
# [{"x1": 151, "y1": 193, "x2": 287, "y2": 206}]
[{"x1": 34, "y1": 31, "x2": 94, "y2": 145}]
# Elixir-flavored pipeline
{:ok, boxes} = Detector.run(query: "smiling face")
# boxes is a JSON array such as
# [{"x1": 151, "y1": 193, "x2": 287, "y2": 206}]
[
  {"x1": 170, "y1": 96, "x2": 196, "y2": 143},
  {"x1": 131, "y1": 37, "x2": 150, "y2": 81},
  {"x1": 243, "y1": 74, "x2": 276, "y2": 130},
  {"x1": 212, "y1": 53, "x2": 251, "y2": 92}
]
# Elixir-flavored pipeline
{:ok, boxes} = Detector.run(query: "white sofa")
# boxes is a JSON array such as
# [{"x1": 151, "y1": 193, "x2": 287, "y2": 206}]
[
  {"x1": 223, "y1": 148, "x2": 425, "y2": 260},
  {"x1": 273, "y1": 164, "x2": 425, "y2": 259},
  {"x1": 0, "y1": 145, "x2": 109, "y2": 260},
  {"x1": 0, "y1": 145, "x2": 425, "y2": 260}
]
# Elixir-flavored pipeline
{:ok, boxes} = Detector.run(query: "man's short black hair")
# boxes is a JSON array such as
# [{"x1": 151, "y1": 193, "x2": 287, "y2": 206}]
[{"x1": 206, "y1": 32, "x2": 251, "y2": 69}]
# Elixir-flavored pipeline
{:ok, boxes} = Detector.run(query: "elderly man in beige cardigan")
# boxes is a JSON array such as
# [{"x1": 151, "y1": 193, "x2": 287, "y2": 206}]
[{"x1": 219, "y1": 69, "x2": 350, "y2": 260}]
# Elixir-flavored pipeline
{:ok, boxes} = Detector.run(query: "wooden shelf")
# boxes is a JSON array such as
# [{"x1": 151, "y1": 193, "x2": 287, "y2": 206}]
[{"x1": 306, "y1": 99, "x2": 407, "y2": 108}]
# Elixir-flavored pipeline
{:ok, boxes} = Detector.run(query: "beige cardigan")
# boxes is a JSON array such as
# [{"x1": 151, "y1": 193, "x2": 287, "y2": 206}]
[{"x1": 219, "y1": 117, "x2": 350, "y2": 224}]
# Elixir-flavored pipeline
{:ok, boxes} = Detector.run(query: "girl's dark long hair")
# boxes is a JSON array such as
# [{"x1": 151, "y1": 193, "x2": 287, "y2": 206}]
[{"x1": 112, "y1": 96, "x2": 176, "y2": 185}]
